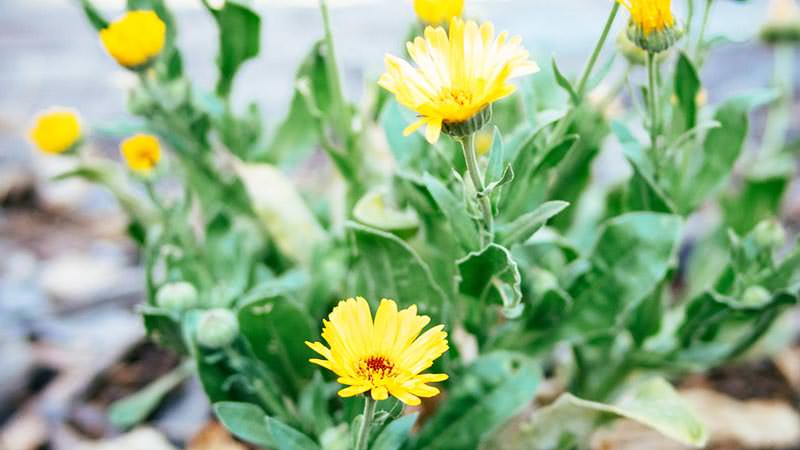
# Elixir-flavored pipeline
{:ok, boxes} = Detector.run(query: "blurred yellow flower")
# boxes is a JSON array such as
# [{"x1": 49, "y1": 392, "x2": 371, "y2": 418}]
[
  {"x1": 100, "y1": 11, "x2": 166, "y2": 69},
  {"x1": 379, "y1": 18, "x2": 538, "y2": 144},
  {"x1": 306, "y1": 297, "x2": 449, "y2": 406},
  {"x1": 29, "y1": 108, "x2": 81, "y2": 154},
  {"x1": 413, "y1": 0, "x2": 464, "y2": 25},
  {"x1": 618, "y1": 0, "x2": 675, "y2": 36},
  {"x1": 121, "y1": 134, "x2": 161, "y2": 173}
]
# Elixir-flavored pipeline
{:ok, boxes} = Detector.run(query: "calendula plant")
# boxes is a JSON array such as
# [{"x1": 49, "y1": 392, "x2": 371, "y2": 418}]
[{"x1": 30, "y1": 0, "x2": 800, "y2": 448}]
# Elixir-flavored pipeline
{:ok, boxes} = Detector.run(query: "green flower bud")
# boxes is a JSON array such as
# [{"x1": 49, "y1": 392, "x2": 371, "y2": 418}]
[
  {"x1": 760, "y1": 0, "x2": 800, "y2": 45},
  {"x1": 156, "y1": 281, "x2": 198, "y2": 311},
  {"x1": 753, "y1": 219, "x2": 786, "y2": 249},
  {"x1": 442, "y1": 106, "x2": 492, "y2": 139},
  {"x1": 531, "y1": 268, "x2": 559, "y2": 298},
  {"x1": 742, "y1": 285, "x2": 772, "y2": 308},
  {"x1": 626, "y1": 20, "x2": 683, "y2": 54},
  {"x1": 616, "y1": 31, "x2": 670, "y2": 65},
  {"x1": 196, "y1": 309, "x2": 239, "y2": 349}
]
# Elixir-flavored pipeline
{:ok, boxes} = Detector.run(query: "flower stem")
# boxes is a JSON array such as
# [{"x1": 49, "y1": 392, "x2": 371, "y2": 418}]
[
  {"x1": 761, "y1": 44, "x2": 794, "y2": 156},
  {"x1": 646, "y1": 51, "x2": 660, "y2": 161},
  {"x1": 549, "y1": 2, "x2": 619, "y2": 146},
  {"x1": 694, "y1": 0, "x2": 713, "y2": 64},
  {"x1": 460, "y1": 133, "x2": 494, "y2": 245},
  {"x1": 576, "y1": 2, "x2": 620, "y2": 98},
  {"x1": 354, "y1": 397, "x2": 377, "y2": 450}
]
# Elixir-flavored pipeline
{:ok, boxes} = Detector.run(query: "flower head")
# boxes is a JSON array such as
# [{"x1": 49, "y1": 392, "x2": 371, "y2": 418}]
[
  {"x1": 29, "y1": 108, "x2": 82, "y2": 154},
  {"x1": 379, "y1": 18, "x2": 538, "y2": 144},
  {"x1": 760, "y1": 0, "x2": 800, "y2": 44},
  {"x1": 413, "y1": 0, "x2": 464, "y2": 25},
  {"x1": 121, "y1": 134, "x2": 161, "y2": 174},
  {"x1": 306, "y1": 297, "x2": 449, "y2": 406},
  {"x1": 618, "y1": 0, "x2": 681, "y2": 53},
  {"x1": 100, "y1": 11, "x2": 166, "y2": 69}
]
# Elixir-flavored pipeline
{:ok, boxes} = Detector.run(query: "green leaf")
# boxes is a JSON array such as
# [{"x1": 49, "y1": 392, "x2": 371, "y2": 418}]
[
  {"x1": 498, "y1": 201, "x2": 570, "y2": 247},
  {"x1": 611, "y1": 121, "x2": 675, "y2": 213},
  {"x1": 678, "y1": 91, "x2": 776, "y2": 211},
  {"x1": 479, "y1": 164, "x2": 515, "y2": 198},
  {"x1": 485, "y1": 126, "x2": 505, "y2": 183},
  {"x1": 562, "y1": 212, "x2": 683, "y2": 339},
  {"x1": 204, "y1": 0, "x2": 261, "y2": 97},
  {"x1": 234, "y1": 161, "x2": 326, "y2": 264},
  {"x1": 353, "y1": 190, "x2": 421, "y2": 237},
  {"x1": 457, "y1": 244, "x2": 524, "y2": 318},
  {"x1": 552, "y1": 57, "x2": 579, "y2": 104},
  {"x1": 109, "y1": 361, "x2": 192, "y2": 429},
  {"x1": 422, "y1": 173, "x2": 481, "y2": 251},
  {"x1": 415, "y1": 352, "x2": 541, "y2": 450},
  {"x1": 521, "y1": 378, "x2": 708, "y2": 450},
  {"x1": 237, "y1": 296, "x2": 314, "y2": 396},
  {"x1": 267, "y1": 41, "x2": 333, "y2": 162},
  {"x1": 143, "y1": 309, "x2": 187, "y2": 354},
  {"x1": 268, "y1": 417, "x2": 322, "y2": 450},
  {"x1": 371, "y1": 413, "x2": 418, "y2": 450},
  {"x1": 79, "y1": 0, "x2": 108, "y2": 30},
  {"x1": 347, "y1": 222, "x2": 448, "y2": 320},
  {"x1": 673, "y1": 52, "x2": 701, "y2": 132},
  {"x1": 382, "y1": 100, "x2": 431, "y2": 170},
  {"x1": 214, "y1": 402, "x2": 276, "y2": 448}
]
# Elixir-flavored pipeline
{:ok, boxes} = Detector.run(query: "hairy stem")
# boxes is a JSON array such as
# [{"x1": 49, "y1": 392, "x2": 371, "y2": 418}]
[
  {"x1": 354, "y1": 397, "x2": 377, "y2": 450},
  {"x1": 646, "y1": 51, "x2": 661, "y2": 169},
  {"x1": 460, "y1": 133, "x2": 494, "y2": 245}
]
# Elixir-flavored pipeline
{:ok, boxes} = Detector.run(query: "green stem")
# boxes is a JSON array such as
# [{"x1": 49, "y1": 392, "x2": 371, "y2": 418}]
[
  {"x1": 694, "y1": 0, "x2": 713, "y2": 64},
  {"x1": 685, "y1": 0, "x2": 695, "y2": 45},
  {"x1": 354, "y1": 397, "x2": 377, "y2": 450},
  {"x1": 319, "y1": 0, "x2": 349, "y2": 141},
  {"x1": 549, "y1": 2, "x2": 619, "y2": 146},
  {"x1": 646, "y1": 51, "x2": 660, "y2": 164},
  {"x1": 576, "y1": 2, "x2": 620, "y2": 98},
  {"x1": 761, "y1": 44, "x2": 794, "y2": 155},
  {"x1": 460, "y1": 133, "x2": 494, "y2": 245}
]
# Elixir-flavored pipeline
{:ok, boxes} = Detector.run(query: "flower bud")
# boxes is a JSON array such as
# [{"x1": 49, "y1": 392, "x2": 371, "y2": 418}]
[
  {"x1": 156, "y1": 281, "x2": 198, "y2": 311},
  {"x1": 760, "y1": 0, "x2": 800, "y2": 45},
  {"x1": 619, "y1": 0, "x2": 683, "y2": 53},
  {"x1": 616, "y1": 31, "x2": 670, "y2": 65},
  {"x1": 100, "y1": 11, "x2": 166, "y2": 70},
  {"x1": 531, "y1": 268, "x2": 559, "y2": 298},
  {"x1": 626, "y1": 20, "x2": 683, "y2": 54},
  {"x1": 742, "y1": 285, "x2": 772, "y2": 308},
  {"x1": 29, "y1": 108, "x2": 82, "y2": 155},
  {"x1": 442, "y1": 106, "x2": 492, "y2": 140},
  {"x1": 196, "y1": 309, "x2": 239, "y2": 349},
  {"x1": 753, "y1": 219, "x2": 786, "y2": 249}
]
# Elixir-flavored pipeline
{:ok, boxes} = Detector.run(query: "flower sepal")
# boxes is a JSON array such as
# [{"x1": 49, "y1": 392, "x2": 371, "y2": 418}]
[
  {"x1": 627, "y1": 20, "x2": 683, "y2": 53},
  {"x1": 442, "y1": 106, "x2": 492, "y2": 140}
]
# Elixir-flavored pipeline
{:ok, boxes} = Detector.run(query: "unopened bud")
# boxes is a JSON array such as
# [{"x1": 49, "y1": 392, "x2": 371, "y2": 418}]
[
  {"x1": 742, "y1": 285, "x2": 772, "y2": 308},
  {"x1": 196, "y1": 309, "x2": 239, "y2": 349},
  {"x1": 156, "y1": 281, "x2": 198, "y2": 311},
  {"x1": 753, "y1": 219, "x2": 786, "y2": 249}
]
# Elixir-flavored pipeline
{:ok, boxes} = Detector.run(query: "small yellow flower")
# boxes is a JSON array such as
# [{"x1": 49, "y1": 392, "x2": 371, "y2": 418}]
[
  {"x1": 121, "y1": 134, "x2": 161, "y2": 173},
  {"x1": 29, "y1": 108, "x2": 82, "y2": 154},
  {"x1": 413, "y1": 0, "x2": 464, "y2": 25},
  {"x1": 100, "y1": 11, "x2": 166, "y2": 69},
  {"x1": 379, "y1": 18, "x2": 538, "y2": 144},
  {"x1": 306, "y1": 297, "x2": 449, "y2": 406},
  {"x1": 618, "y1": 0, "x2": 675, "y2": 36}
]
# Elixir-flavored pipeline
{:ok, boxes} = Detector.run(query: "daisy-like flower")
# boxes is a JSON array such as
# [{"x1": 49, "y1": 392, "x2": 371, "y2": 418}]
[
  {"x1": 618, "y1": 0, "x2": 681, "y2": 53},
  {"x1": 306, "y1": 297, "x2": 449, "y2": 406},
  {"x1": 120, "y1": 134, "x2": 161, "y2": 174},
  {"x1": 379, "y1": 18, "x2": 538, "y2": 144},
  {"x1": 29, "y1": 108, "x2": 82, "y2": 154},
  {"x1": 413, "y1": 0, "x2": 464, "y2": 25},
  {"x1": 100, "y1": 11, "x2": 166, "y2": 69}
]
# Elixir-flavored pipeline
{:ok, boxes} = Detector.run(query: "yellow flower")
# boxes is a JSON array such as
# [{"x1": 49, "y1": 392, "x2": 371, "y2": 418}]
[
  {"x1": 379, "y1": 18, "x2": 538, "y2": 144},
  {"x1": 306, "y1": 297, "x2": 449, "y2": 406},
  {"x1": 413, "y1": 0, "x2": 464, "y2": 25},
  {"x1": 29, "y1": 108, "x2": 82, "y2": 154},
  {"x1": 100, "y1": 11, "x2": 166, "y2": 69},
  {"x1": 121, "y1": 134, "x2": 161, "y2": 173},
  {"x1": 617, "y1": 0, "x2": 675, "y2": 36}
]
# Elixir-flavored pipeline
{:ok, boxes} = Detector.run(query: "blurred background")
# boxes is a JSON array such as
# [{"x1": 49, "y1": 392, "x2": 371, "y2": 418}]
[{"x1": 1, "y1": 1, "x2": 799, "y2": 449}]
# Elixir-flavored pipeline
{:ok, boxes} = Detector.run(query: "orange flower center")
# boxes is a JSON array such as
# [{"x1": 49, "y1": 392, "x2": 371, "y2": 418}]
[{"x1": 358, "y1": 356, "x2": 396, "y2": 380}]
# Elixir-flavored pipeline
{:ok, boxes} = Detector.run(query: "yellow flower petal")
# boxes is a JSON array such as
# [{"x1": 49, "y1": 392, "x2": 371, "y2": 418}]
[
  {"x1": 100, "y1": 10, "x2": 166, "y2": 69},
  {"x1": 120, "y1": 133, "x2": 161, "y2": 174},
  {"x1": 617, "y1": 0, "x2": 676, "y2": 35},
  {"x1": 29, "y1": 108, "x2": 81, "y2": 154}
]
